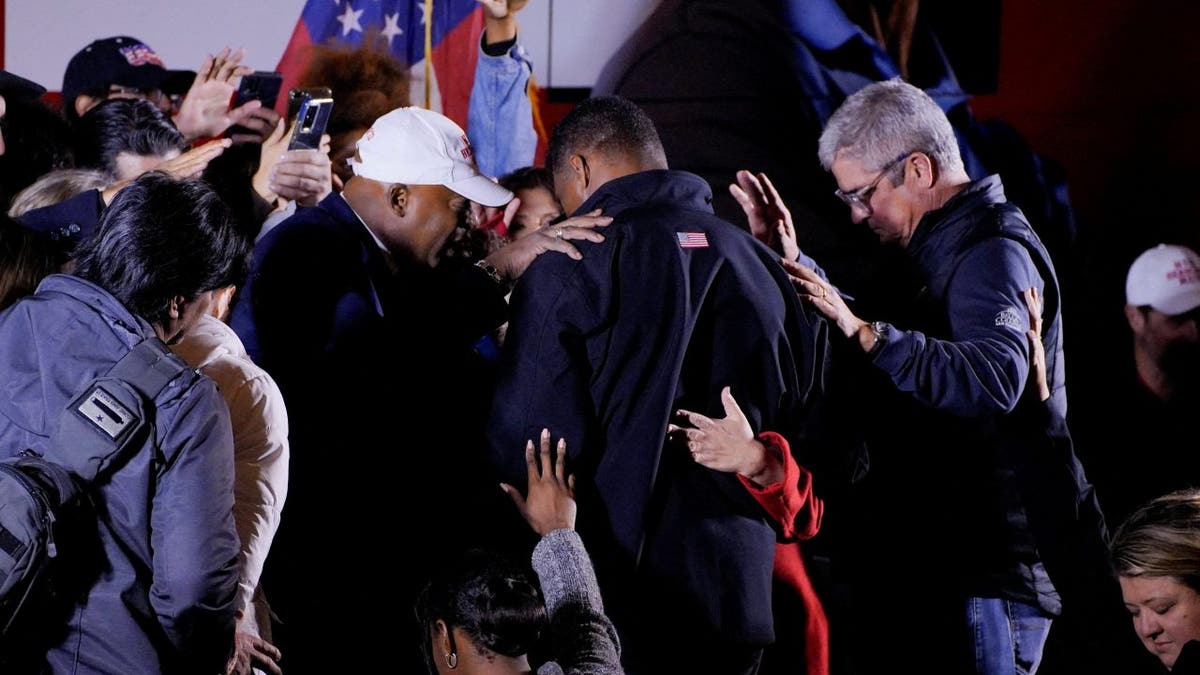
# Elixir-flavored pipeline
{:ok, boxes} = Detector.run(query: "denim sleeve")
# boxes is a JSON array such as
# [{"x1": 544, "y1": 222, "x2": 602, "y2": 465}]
[
  {"x1": 872, "y1": 238, "x2": 1042, "y2": 417},
  {"x1": 468, "y1": 33, "x2": 537, "y2": 178}
]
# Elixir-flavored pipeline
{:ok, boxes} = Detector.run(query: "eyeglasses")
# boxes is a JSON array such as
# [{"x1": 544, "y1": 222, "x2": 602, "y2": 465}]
[{"x1": 833, "y1": 152, "x2": 912, "y2": 216}]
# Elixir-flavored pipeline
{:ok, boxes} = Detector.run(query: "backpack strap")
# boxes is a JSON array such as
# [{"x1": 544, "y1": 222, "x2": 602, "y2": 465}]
[
  {"x1": 105, "y1": 338, "x2": 185, "y2": 402},
  {"x1": 48, "y1": 337, "x2": 189, "y2": 483}
]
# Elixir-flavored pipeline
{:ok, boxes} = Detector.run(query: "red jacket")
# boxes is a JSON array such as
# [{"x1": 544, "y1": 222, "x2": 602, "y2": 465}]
[{"x1": 740, "y1": 431, "x2": 828, "y2": 675}]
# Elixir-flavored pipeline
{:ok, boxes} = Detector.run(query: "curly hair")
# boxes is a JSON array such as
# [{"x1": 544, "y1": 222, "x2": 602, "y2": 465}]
[{"x1": 298, "y1": 37, "x2": 412, "y2": 139}]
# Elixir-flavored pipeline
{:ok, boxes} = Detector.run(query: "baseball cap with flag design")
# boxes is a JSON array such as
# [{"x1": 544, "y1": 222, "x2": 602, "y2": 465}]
[
  {"x1": 1126, "y1": 244, "x2": 1200, "y2": 316},
  {"x1": 62, "y1": 36, "x2": 185, "y2": 110},
  {"x1": 348, "y1": 106, "x2": 512, "y2": 207}
]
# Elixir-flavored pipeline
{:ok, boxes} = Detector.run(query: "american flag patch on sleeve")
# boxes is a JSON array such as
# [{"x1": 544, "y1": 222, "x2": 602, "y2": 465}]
[{"x1": 677, "y1": 232, "x2": 709, "y2": 248}]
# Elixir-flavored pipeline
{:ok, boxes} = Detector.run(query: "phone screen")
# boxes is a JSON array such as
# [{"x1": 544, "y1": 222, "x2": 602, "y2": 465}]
[{"x1": 288, "y1": 97, "x2": 334, "y2": 151}]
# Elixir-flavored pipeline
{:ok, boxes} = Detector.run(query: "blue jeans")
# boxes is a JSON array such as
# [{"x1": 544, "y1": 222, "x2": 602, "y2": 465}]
[{"x1": 966, "y1": 597, "x2": 1053, "y2": 675}]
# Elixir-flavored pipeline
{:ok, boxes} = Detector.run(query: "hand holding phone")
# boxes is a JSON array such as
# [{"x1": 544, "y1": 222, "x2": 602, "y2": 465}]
[{"x1": 234, "y1": 71, "x2": 284, "y2": 109}]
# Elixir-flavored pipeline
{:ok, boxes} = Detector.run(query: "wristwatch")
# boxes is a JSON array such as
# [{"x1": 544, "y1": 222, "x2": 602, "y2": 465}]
[{"x1": 868, "y1": 321, "x2": 888, "y2": 355}]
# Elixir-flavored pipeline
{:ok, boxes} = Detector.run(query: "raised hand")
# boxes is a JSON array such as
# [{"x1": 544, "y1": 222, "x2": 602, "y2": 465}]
[
  {"x1": 781, "y1": 257, "x2": 863, "y2": 338},
  {"x1": 669, "y1": 386, "x2": 783, "y2": 486},
  {"x1": 476, "y1": 0, "x2": 530, "y2": 20},
  {"x1": 501, "y1": 428, "x2": 577, "y2": 536},
  {"x1": 230, "y1": 105, "x2": 282, "y2": 146},
  {"x1": 729, "y1": 170, "x2": 799, "y2": 261},
  {"x1": 173, "y1": 48, "x2": 260, "y2": 141},
  {"x1": 159, "y1": 139, "x2": 233, "y2": 180}
]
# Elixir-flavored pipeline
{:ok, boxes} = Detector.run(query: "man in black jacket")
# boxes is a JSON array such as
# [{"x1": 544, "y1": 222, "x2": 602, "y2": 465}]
[
  {"x1": 787, "y1": 78, "x2": 1110, "y2": 675},
  {"x1": 488, "y1": 96, "x2": 827, "y2": 674}
]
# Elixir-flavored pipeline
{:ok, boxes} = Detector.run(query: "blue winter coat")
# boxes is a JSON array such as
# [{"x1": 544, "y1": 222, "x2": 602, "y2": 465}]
[{"x1": 0, "y1": 274, "x2": 239, "y2": 674}]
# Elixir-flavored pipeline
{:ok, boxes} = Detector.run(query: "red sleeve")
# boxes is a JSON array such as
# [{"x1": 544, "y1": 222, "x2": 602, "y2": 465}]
[{"x1": 738, "y1": 431, "x2": 824, "y2": 541}]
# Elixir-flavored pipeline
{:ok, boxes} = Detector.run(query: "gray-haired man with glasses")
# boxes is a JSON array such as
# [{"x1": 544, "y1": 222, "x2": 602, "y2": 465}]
[{"x1": 744, "y1": 78, "x2": 1103, "y2": 675}]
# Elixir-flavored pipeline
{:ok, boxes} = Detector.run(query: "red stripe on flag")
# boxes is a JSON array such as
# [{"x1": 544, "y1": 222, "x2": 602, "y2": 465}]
[
  {"x1": 430, "y1": 8, "x2": 484, "y2": 128},
  {"x1": 275, "y1": 21, "x2": 315, "y2": 116}
]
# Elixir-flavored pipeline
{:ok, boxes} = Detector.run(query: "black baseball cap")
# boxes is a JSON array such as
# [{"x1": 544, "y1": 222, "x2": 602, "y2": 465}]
[
  {"x1": 62, "y1": 36, "x2": 186, "y2": 107},
  {"x1": 0, "y1": 70, "x2": 46, "y2": 101}
]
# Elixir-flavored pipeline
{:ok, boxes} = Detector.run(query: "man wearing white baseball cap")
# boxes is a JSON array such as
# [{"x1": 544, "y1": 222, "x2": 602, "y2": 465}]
[
  {"x1": 229, "y1": 105, "x2": 608, "y2": 672},
  {"x1": 1074, "y1": 242, "x2": 1200, "y2": 527},
  {"x1": 1124, "y1": 243, "x2": 1200, "y2": 404}
]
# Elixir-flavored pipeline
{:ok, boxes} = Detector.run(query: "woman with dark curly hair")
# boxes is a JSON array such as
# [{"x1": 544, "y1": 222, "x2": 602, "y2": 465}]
[{"x1": 296, "y1": 39, "x2": 411, "y2": 186}]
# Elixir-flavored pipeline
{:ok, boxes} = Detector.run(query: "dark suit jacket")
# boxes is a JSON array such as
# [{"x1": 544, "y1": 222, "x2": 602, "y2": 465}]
[
  {"x1": 230, "y1": 192, "x2": 508, "y2": 672},
  {"x1": 488, "y1": 170, "x2": 826, "y2": 649}
]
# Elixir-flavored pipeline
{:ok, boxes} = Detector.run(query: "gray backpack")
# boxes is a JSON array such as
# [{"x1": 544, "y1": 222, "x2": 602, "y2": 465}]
[{"x1": 0, "y1": 337, "x2": 188, "y2": 641}]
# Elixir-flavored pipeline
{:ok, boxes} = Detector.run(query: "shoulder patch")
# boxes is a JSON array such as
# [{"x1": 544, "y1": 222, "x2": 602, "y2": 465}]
[
  {"x1": 993, "y1": 306, "x2": 1023, "y2": 330},
  {"x1": 677, "y1": 231, "x2": 709, "y2": 249}
]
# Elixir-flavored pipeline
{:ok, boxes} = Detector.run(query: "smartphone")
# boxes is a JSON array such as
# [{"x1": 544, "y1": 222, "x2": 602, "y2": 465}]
[
  {"x1": 288, "y1": 96, "x2": 334, "y2": 150},
  {"x1": 286, "y1": 87, "x2": 332, "y2": 123},
  {"x1": 233, "y1": 71, "x2": 284, "y2": 109}
]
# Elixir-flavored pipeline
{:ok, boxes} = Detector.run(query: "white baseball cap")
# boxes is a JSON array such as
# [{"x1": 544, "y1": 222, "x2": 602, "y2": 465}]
[
  {"x1": 348, "y1": 106, "x2": 513, "y2": 207},
  {"x1": 1126, "y1": 244, "x2": 1200, "y2": 316}
]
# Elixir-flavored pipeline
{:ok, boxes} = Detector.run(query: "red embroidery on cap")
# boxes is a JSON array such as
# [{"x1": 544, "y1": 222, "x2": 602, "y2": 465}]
[{"x1": 1168, "y1": 259, "x2": 1200, "y2": 286}]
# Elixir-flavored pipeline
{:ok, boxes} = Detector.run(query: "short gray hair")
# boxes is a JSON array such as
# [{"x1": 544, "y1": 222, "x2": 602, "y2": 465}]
[
  {"x1": 817, "y1": 79, "x2": 963, "y2": 176},
  {"x1": 1111, "y1": 489, "x2": 1200, "y2": 593}
]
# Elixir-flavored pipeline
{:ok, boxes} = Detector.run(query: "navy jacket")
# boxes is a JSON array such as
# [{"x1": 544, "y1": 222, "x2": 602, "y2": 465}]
[
  {"x1": 489, "y1": 170, "x2": 825, "y2": 648},
  {"x1": 0, "y1": 274, "x2": 239, "y2": 674},
  {"x1": 17, "y1": 189, "x2": 103, "y2": 245},
  {"x1": 855, "y1": 176, "x2": 1085, "y2": 613},
  {"x1": 230, "y1": 192, "x2": 509, "y2": 672}
]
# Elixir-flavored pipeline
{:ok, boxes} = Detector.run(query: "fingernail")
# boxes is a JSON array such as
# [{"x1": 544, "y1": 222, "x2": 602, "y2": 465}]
[
  {"x1": 542, "y1": 428, "x2": 550, "y2": 437},
  {"x1": 526, "y1": 440, "x2": 534, "y2": 450}
]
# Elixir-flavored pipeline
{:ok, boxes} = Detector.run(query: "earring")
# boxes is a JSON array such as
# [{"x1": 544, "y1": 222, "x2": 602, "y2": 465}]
[{"x1": 445, "y1": 651, "x2": 458, "y2": 669}]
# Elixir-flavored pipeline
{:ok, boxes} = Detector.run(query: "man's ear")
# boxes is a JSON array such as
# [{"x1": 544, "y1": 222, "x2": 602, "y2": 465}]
[
  {"x1": 568, "y1": 154, "x2": 590, "y2": 192},
  {"x1": 907, "y1": 152, "x2": 937, "y2": 189},
  {"x1": 167, "y1": 294, "x2": 184, "y2": 321},
  {"x1": 389, "y1": 183, "x2": 410, "y2": 218},
  {"x1": 1125, "y1": 303, "x2": 1145, "y2": 333},
  {"x1": 213, "y1": 285, "x2": 237, "y2": 322}
]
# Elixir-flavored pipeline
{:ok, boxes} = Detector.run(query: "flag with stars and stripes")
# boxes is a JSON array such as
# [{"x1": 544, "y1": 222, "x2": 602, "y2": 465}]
[
  {"x1": 276, "y1": 0, "x2": 483, "y2": 127},
  {"x1": 677, "y1": 232, "x2": 710, "y2": 249}
]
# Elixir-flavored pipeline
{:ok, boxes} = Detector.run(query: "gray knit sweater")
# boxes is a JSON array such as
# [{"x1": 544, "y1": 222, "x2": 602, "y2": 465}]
[{"x1": 533, "y1": 529, "x2": 624, "y2": 675}]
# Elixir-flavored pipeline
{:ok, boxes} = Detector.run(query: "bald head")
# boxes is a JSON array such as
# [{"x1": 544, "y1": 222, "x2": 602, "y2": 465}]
[{"x1": 547, "y1": 96, "x2": 668, "y2": 213}]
